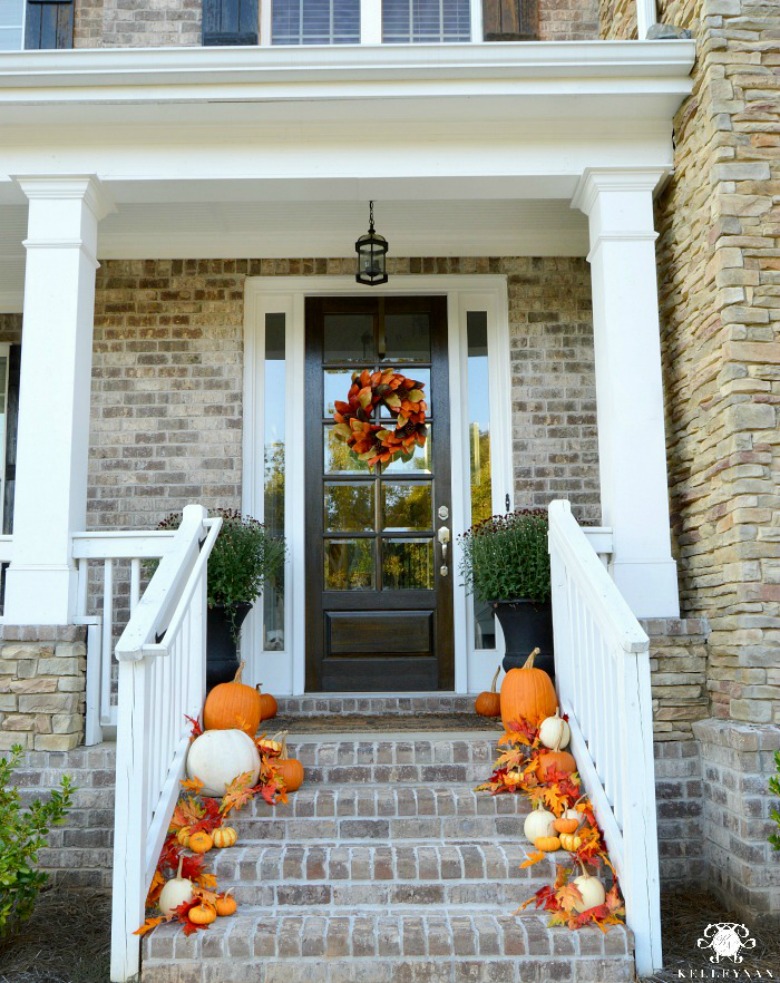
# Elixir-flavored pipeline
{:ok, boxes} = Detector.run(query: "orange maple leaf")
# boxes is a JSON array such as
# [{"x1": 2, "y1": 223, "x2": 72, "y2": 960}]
[
  {"x1": 134, "y1": 916, "x2": 165, "y2": 937},
  {"x1": 520, "y1": 850, "x2": 546, "y2": 869},
  {"x1": 145, "y1": 869, "x2": 166, "y2": 909},
  {"x1": 220, "y1": 771, "x2": 256, "y2": 816},
  {"x1": 180, "y1": 777, "x2": 204, "y2": 794},
  {"x1": 555, "y1": 882, "x2": 584, "y2": 913},
  {"x1": 170, "y1": 795, "x2": 205, "y2": 832}
]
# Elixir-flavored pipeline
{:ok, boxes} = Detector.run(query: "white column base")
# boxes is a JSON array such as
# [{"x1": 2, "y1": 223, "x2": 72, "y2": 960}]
[
  {"x1": 609, "y1": 559, "x2": 680, "y2": 619},
  {"x1": 4, "y1": 566, "x2": 77, "y2": 625}
]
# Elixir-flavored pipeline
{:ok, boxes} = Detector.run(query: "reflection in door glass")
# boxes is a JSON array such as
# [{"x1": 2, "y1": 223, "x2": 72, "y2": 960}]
[
  {"x1": 382, "y1": 539, "x2": 433, "y2": 590},
  {"x1": 467, "y1": 312, "x2": 495, "y2": 649},
  {"x1": 382, "y1": 481, "x2": 432, "y2": 531},
  {"x1": 382, "y1": 313, "x2": 431, "y2": 362},
  {"x1": 324, "y1": 369, "x2": 359, "y2": 416},
  {"x1": 263, "y1": 314, "x2": 286, "y2": 651},
  {"x1": 325, "y1": 539, "x2": 375, "y2": 590},
  {"x1": 324, "y1": 426, "x2": 371, "y2": 474},
  {"x1": 323, "y1": 314, "x2": 375, "y2": 363},
  {"x1": 383, "y1": 428, "x2": 433, "y2": 474},
  {"x1": 324, "y1": 482, "x2": 375, "y2": 532}
]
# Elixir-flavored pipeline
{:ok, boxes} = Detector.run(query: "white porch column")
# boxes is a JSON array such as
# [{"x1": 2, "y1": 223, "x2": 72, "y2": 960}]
[
  {"x1": 572, "y1": 168, "x2": 680, "y2": 618},
  {"x1": 5, "y1": 176, "x2": 111, "y2": 624}
]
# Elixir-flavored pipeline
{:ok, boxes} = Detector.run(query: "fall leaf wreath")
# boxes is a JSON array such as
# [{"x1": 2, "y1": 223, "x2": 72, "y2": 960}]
[
  {"x1": 477, "y1": 717, "x2": 626, "y2": 931},
  {"x1": 135, "y1": 718, "x2": 288, "y2": 938},
  {"x1": 332, "y1": 368, "x2": 428, "y2": 469}
]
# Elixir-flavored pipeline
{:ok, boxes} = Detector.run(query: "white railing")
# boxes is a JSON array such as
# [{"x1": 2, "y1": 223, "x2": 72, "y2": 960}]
[
  {"x1": 73, "y1": 529, "x2": 176, "y2": 745},
  {"x1": 109, "y1": 504, "x2": 222, "y2": 983},
  {"x1": 548, "y1": 499, "x2": 661, "y2": 976}
]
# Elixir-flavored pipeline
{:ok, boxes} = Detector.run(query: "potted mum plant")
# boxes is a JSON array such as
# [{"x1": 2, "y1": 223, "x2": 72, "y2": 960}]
[
  {"x1": 458, "y1": 507, "x2": 554, "y2": 676},
  {"x1": 156, "y1": 509, "x2": 286, "y2": 689}
]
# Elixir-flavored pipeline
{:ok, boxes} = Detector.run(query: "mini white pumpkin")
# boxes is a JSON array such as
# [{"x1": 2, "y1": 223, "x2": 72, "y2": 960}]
[
  {"x1": 523, "y1": 801, "x2": 556, "y2": 844},
  {"x1": 573, "y1": 871, "x2": 606, "y2": 912},
  {"x1": 538, "y1": 708, "x2": 571, "y2": 750},
  {"x1": 159, "y1": 858, "x2": 193, "y2": 916},
  {"x1": 186, "y1": 728, "x2": 260, "y2": 797}
]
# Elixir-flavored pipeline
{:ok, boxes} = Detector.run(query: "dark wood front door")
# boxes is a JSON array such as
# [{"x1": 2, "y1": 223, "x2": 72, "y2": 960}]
[{"x1": 305, "y1": 295, "x2": 454, "y2": 692}]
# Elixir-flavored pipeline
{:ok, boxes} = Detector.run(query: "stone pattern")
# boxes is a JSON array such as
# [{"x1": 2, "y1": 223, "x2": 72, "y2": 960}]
[
  {"x1": 72, "y1": 0, "x2": 599, "y2": 47},
  {"x1": 693, "y1": 719, "x2": 780, "y2": 920},
  {"x1": 0, "y1": 627, "x2": 87, "y2": 752},
  {"x1": 12, "y1": 742, "x2": 115, "y2": 888},
  {"x1": 89, "y1": 257, "x2": 600, "y2": 534},
  {"x1": 645, "y1": 617, "x2": 710, "y2": 743}
]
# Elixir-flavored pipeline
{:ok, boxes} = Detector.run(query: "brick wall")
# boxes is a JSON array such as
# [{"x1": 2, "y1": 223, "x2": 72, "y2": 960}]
[
  {"x1": 73, "y1": 0, "x2": 599, "y2": 47},
  {"x1": 88, "y1": 256, "x2": 600, "y2": 533},
  {"x1": 0, "y1": 627, "x2": 87, "y2": 752}
]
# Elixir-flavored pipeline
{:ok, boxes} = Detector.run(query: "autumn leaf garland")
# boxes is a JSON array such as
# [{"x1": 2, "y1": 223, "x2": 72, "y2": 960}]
[
  {"x1": 332, "y1": 368, "x2": 428, "y2": 469},
  {"x1": 477, "y1": 715, "x2": 626, "y2": 933}
]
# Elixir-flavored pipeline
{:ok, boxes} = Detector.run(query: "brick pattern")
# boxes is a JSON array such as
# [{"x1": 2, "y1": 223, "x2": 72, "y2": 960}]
[
  {"x1": 0, "y1": 626, "x2": 87, "y2": 752},
  {"x1": 12, "y1": 742, "x2": 115, "y2": 889},
  {"x1": 654, "y1": 739, "x2": 705, "y2": 886},
  {"x1": 89, "y1": 257, "x2": 600, "y2": 534},
  {"x1": 72, "y1": 0, "x2": 599, "y2": 47},
  {"x1": 645, "y1": 617, "x2": 710, "y2": 743},
  {"x1": 693, "y1": 719, "x2": 780, "y2": 919}
]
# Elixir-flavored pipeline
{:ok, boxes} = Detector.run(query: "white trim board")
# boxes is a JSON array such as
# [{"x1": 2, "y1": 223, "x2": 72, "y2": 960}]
[{"x1": 242, "y1": 274, "x2": 512, "y2": 696}]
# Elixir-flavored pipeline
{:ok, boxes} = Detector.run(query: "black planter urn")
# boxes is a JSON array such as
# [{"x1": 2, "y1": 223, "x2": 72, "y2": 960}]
[
  {"x1": 206, "y1": 602, "x2": 253, "y2": 691},
  {"x1": 492, "y1": 599, "x2": 554, "y2": 679}
]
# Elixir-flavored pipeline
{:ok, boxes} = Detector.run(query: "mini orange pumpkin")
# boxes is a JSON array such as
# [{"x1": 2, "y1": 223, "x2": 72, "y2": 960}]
[
  {"x1": 215, "y1": 892, "x2": 237, "y2": 917},
  {"x1": 475, "y1": 666, "x2": 502, "y2": 718},
  {"x1": 256, "y1": 684, "x2": 277, "y2": 721},
  {"x1": 212, "y1": 826, "x2": 238, "y2": 849},
  {"x1": 533, "y1": 835, "x2": 561, "y2": 852},
  {"x1": 538, "y1": 731, "x2": 577, "y2": 780},
  {"x1": 553, "y1": 817, "x2": 580, "y2": 835},
  {"x1": 187, "y1": 830, "x2": 213, "y2": 854},
  {"x1": 276, "y1": 734, "x2": 304, "y2": 792},
  {"x1": 188, "y1": 902, "x2": 217, "y2": 925},
  {"x1": 204, "y1": 661, "x2": 262, "y2": 738},
  {"x1": 500, "y1": 648, "x2": 557, "y2": 730},
  {"x1": 176, "y1": 827, "x2": 191, "y2": 847}
]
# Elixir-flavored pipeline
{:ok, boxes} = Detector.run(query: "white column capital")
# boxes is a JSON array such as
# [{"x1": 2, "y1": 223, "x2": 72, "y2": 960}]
[
  {"x1": 571, "y1": 167, "x2": 668, "y2": 220},
  {"x1": 13, "y1": 174, "x2": 116, "y2": 222}
]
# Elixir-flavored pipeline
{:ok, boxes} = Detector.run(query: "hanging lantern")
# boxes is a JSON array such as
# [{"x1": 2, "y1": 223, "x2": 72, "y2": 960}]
[{"x1": 355, "y1": 201, "x2": 388, "y2": 286}]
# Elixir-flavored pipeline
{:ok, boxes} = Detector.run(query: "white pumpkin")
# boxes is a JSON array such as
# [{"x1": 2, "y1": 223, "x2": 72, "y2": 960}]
[
  {"x1": 186, "y1": 728, "x2": 260, "y2": 797},
  {"x1": 538, "y1": 708, "x2": 571, "y2": 750},
  {"x1": 523, "y1": 802, "x2": 556, "y2": 844},
  {"x1": 573, "y1": 872, "x2": 606, "y2": 912},
  {"x1": 159, "y1": 858, "x2": 193, "y2": 916}
]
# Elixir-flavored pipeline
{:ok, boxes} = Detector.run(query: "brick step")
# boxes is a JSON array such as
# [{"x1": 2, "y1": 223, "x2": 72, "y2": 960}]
[
  {"x1": 210, "y1": 841, "x2": 557, "y2": 907},
  {"x1": 275, "y1": 694, "x2": 478, "y2": 717},
  {"x1": 282, "y1": 733, "x2": 498, "y2": 785},
  {"x1": 141, "y1": 908, "x2": 634, "y2": 983}
]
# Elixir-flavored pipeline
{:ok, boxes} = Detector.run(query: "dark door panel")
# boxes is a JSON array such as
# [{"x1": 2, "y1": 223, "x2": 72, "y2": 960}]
[{"x1": 305, "y1": 295, "x2": 453, "y2": 692}]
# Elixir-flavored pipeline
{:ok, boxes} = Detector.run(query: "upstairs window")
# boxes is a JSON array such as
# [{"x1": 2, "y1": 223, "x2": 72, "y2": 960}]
[
  {"x1": 0, "y1": 0, "x2": 74, "y2": 49},
  {"x1": 383, "y1": 0, "x2": 470, "y2": 43},
  {"x1": 0, "y1": 0, "x2": 24, "y2": 49},
  {"x1": 272, "y1": 0, "x2": 360, "y2": 45}
]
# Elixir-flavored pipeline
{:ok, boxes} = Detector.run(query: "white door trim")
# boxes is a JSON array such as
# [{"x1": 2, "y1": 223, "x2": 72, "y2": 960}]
[{"x1": 243, "y1": 274, "x2": 511, "y2": 695}]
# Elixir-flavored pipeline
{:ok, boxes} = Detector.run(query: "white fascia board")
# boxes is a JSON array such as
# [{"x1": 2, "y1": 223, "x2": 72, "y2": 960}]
[{"x1": 0, "y1": 41, "x2": 695, "y2": 106}]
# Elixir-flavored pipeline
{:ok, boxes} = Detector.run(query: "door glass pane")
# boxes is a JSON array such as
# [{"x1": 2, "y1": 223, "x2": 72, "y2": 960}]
[
  {"x1": 382, "y1": 314, "x2": 431, "y2": 362},
  {"x1": 382, "y1": 539, "x2": 433, "y2": 590},
  {"x1": 263, "y1": 314, "x2": 286, "y2": 651},
  {"x1": 382, "y1": 481, "x2": 432, "y2": 531},
  {"x1": 383, "y1": 428, "x2": 432, "y2": 473},
  {"x1": 324, "y1": 369, "x2": 359, "y2": 416},
  {"x1": 324, "y1": 314, "x2": 375, "y2": 363},
  {"x1": 378, "y1": 368, "x2": 431, "y2": 419},
  {"x1": 325, "y1": 482, "x2": 375, "y2": 532},
  {"x1": 324, "y1": 425, "x2": 371, "y2": 474},
  {"x1": 325, "y1": 539, "x2": 374, "y2": 590},
  {"x1": 467, "y1": 311, "x2": 494, "y2": 650}
]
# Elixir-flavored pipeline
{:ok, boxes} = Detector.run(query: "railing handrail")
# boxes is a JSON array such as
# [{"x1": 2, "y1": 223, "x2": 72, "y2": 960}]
[
  {"x1": 548, "y1": 498, "x2": 661, "y2": 977},
  {"x1": 72, "y1": 529, "x2": 175, "y2": 561},
  {"x1": 110, "y1": 504, "x2": 222, "y2": 983},
  {"x1": 549, "y1": 505, "x2": 647, "y2": 653}
]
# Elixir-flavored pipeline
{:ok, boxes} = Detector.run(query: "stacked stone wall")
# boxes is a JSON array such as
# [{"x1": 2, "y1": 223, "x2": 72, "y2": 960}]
[
  {"x1": 89, "y1": 256, "x2": 600, "y2": 533},
  {"x1": 0, "y1": 627, "x2": 87, "y2": 752}
]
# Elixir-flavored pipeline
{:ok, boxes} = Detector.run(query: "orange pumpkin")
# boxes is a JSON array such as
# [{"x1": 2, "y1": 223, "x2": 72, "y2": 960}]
[
  {"x1": 187, "y1": 830, "x2": 213, "y2": 854},
  {"x1": 276, "y1": 735, "x2": 304, "y2": 792},
  {"x1": 553, "y1": 817, "x2": 580, "y2": 835},
  {"x1": 533, "y1": 835, "x2": 561, "y2": 852},
  {"x1": 212, "y1": 826, "x2": 238, "y2": 849},
  {"x1": 256, "y1": 684, "x2": 277, "y2": 721},
  {"x1": 215, "y1": 893, "x2": 237, "y2": 917},
  {"x1": 474, "y1": 666, "x2": 502, "y2": 718},
  {"x1": 176, "y1": 827, "x2": 191, "y2": 847},
  {"x1": 204, "y1": 661, "x2": 262, "y2": 737},
  {"x1": 538, "y1": 748, "x2": 577, "y2": 780},
  {"x1": 500, "y1": 647, "x2": 557, "y2": 730},
  {"x1": 188, "y1": 902, "x2": 217, "y2": 925}
]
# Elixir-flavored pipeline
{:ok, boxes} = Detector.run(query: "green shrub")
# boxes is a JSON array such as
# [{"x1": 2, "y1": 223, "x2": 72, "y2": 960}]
[
  {"x1": 0, "y1": 745, "x2": 74, "y2": 936},
  {"x1": 770, "y1": 750, "x2": 780, "y2": 853},
  {"x1": 458, "y1": 508, "x2": 551, "y2": 604}
]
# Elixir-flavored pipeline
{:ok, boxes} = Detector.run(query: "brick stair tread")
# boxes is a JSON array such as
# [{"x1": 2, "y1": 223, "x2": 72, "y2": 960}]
[{"x1": 142, "y1": 907, "x2": 634, "y2": 983}]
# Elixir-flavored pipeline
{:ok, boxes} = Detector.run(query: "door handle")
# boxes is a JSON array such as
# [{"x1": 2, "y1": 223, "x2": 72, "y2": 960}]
[{"x1": 438, "y1": 525, "x2": 450, "y2": 574}]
